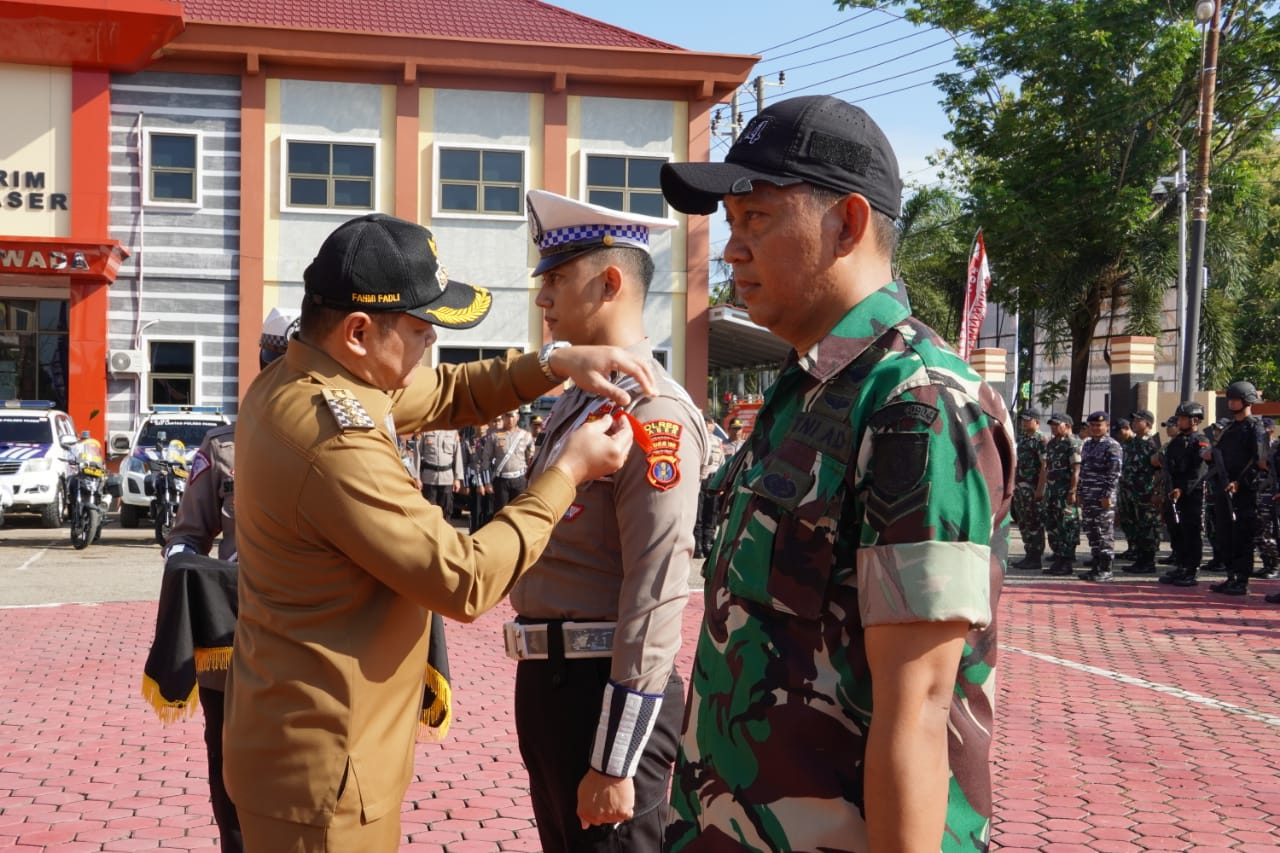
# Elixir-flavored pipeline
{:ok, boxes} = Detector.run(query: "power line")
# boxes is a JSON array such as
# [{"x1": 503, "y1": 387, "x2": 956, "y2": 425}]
[
  {"x1": 762, "y1": 34, "x2": 957, "y2": 105},
  {"x1": 755, "y1": 15, "x2": 899, "y2": 67},
  {"x1": 830, "y1": 59, "x2": 954, "y2": 99},
  {"x1": 760, "y1": 22, "x2": 939, "y2": 77},
  {"x1": 752, "y1": 5, "x2": 879, "y2": 57}
]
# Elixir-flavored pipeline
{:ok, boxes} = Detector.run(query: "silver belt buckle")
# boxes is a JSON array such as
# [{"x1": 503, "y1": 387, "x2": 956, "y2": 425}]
[
  {"x1": 503, "y1": 622, "x2": 550, "y2": 660},
  {"x1": 562, "y1": 621, "x2": 616, "y2": 659}
]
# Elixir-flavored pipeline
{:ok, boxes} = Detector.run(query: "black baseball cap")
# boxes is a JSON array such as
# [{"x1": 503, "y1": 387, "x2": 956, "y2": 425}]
[
  {"x1": 660, "y1": 95, "x2": 903, "y2": 218},
  {"x1": 1129, "y1": 409, "x2": 1154, "y2": 425},
  {"x1": 1019, "y1": 408, "x2": 1042, "y2": 421},
  {"x1": 1048, "y1": 413, "x2": 1072, "y2": 427},
  {"x1": 304, "y1": 214, "x2": 492, "y2": 329}
]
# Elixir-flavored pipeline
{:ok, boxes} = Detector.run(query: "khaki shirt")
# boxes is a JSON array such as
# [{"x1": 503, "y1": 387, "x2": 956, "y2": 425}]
[
  {"x1": 700, "y1": 433, "x2": 726, "y2": 482},
  {"x1": 224, "y1": 339, "x2": 571, "y2": 826},
  {"x1": 485, "y1": 427, "x2": 532, "y2": 478},
  {"x1": 166, "y1": 423, "x2": 237, "y2": 562},
  {"x1": 512, "y1": 347, "x2": 707, "y2": 698},
  {"x1": 418, "y1": 430, "x2": 463, "y2": 486}
]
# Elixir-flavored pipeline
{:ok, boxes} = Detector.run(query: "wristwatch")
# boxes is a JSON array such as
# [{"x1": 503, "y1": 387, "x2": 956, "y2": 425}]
[{"x1": 538, "y1": 340, "x2": 570, "y2": 383}]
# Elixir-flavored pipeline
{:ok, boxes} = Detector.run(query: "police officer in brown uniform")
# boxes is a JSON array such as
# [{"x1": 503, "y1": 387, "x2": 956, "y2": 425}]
[
  {"x1": 418, "y1": 428, "x2": 463, "y2": 520},
  {"x1": 222, "y1": 213, "x2": 657, "y2": 852},
  {"x1": 693, "y1": 413, "x2": 727, "y2": 558},
  {"x1": 508, "y1": 190, "x2": 707, "y2": 852},
  {"x1": 484, "y1": 410, "x2": 532, "y2": 512},
  {"x1": 722, "y1": 417, "x2": 746, "y2": 456}
]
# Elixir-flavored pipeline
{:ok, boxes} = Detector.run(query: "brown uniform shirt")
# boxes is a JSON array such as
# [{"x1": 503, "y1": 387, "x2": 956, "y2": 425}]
[
  {"x1": 224, "y1": 339, "x2": 571, "y2": 827},
  {"x1": 418, "y1": 430, "x2": 464, "y2": 486},
  {"x1": 485, "y1": 427, "x2": 532, "y2": 479},
  {"x1": 512, "y1": 347, "x2": 707, "y2": 702}
]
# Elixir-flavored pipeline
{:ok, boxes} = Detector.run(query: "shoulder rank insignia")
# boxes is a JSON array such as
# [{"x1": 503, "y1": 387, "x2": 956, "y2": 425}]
[
  {"x1": 642, "y1": 419, "x2": 683, "y2": 491},
  {"x1": 322, "y1": 387, "x2": 377, "y2": 430}
]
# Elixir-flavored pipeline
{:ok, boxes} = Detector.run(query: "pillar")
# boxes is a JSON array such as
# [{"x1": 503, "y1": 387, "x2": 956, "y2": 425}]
[
  {"x1": 969, "y1": 348, "x2": 1008, "y2": 401},
  {"x1": 1109, "y1": 336, "x2": 1156, "y2": 422}
]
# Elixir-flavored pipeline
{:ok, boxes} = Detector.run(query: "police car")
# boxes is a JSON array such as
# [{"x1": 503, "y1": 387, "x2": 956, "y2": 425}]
[
  {"x1": 116, "y1": 406, "x2": 230, "y2": 528},
  {"x1": 0, "y1": 400, "x2": 77, "y2": 527}
]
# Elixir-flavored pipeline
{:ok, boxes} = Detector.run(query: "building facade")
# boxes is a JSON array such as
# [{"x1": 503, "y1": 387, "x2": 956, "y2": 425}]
[{"x1": 0, "y1": 0, "x2": 754, "y2": 450}]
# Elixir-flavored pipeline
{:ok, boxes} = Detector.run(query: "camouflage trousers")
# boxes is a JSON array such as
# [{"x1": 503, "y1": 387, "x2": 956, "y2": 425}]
[
  {"x1": 1081, "y1": 498, "x2": 1116, "y2": 558},
  {"x1": 1256, "y1": 490, "x2": 1279, "y2": 568},
  {"x1": 1118, "y1": 487, "x2": 1161, "y2": 555},
  {"x1": 1013, "y1": 483, "x2": 1044, "y2": 555},
  {"x1": 1043, "y1": 487, "x2": 1080, "y2": 558}
]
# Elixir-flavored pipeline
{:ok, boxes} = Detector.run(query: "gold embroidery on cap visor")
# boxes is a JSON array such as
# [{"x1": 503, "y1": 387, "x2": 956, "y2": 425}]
[{"x1": 423, "y1": 286, "x2": 492, "y2": 326}]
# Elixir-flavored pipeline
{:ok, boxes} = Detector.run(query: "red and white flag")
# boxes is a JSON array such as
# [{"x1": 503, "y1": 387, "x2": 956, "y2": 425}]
[{"x1": 959, "y1": 229, "x2": 991, "y2": 361}]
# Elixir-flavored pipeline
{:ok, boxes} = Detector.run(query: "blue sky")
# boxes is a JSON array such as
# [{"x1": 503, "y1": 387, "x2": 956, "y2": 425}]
[{"x1": 551, "y1": 0, "x2": 959, "y2": 254}]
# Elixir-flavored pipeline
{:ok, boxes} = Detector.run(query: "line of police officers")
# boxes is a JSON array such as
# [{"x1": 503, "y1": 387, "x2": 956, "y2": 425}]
[{"x1": 1012, "y1": 381, "x2": 1278, "y2": 599}]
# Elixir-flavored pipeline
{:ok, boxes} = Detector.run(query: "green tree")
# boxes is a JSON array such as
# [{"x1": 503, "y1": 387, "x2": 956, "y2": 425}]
[
  {"x1": 838, "y1": 0, "x2": 1280, "y2": 420},
  {"x1": 895, "y1": 185, "x2": 973, "y2": 344}
]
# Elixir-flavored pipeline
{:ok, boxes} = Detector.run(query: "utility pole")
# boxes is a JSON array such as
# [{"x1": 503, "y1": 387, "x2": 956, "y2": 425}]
[
  {"x1": 1181, "y1": 0, "x2": 1221, "y2": 399},
  {"x1": 711, "y1": 88, "x2": 743, "y2": 143},
  {"x1": 753, "y1": 72, "x2": 785, "y2": 113}
]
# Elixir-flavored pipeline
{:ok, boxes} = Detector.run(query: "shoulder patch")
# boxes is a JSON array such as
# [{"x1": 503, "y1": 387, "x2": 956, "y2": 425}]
[
  {"x1": 642, "y1": 419, "x2": 683, "y2": 491},
  {"x1": 188, "y1": 450, "x2": 211, "y2": 484},
  {"x1": 563, "y1": 503, "x2": 584, "y2": 522},
  {"x1": 869, "y1": 400, "x2": 939, "y2": 431},
  {"x1": 322, "y1": 387, "x2": 377, "y2": 430}
]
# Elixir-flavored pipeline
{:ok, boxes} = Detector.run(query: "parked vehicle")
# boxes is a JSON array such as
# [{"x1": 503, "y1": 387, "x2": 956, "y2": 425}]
[
  {"x1": 116, "y1": 406, "x2": 228, "y2": 529},
  {"x1": 64, "y1": 434, "x2": 110, "y2": 549},
  {"x1": 147, "y1": 438, "x2": 190, "y2": 546},
  {"x1": 0, "y1": 400, "x2": 76, "y2": 528}
]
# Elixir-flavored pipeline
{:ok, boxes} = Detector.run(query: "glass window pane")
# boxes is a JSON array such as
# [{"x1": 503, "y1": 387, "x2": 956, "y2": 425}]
[
  {"x1": 588, "y1": 190, "x2": 625, "y2": 212},
  {"x1": 5, "y1": 302, "x2": 36, "y2": 332},
  {"x1": 38, "y1": 301, "x2": 67, "y2": 332},
  {"x1": 629, "y1": 158, "x2": 663, "y2": 189},
  {"x1": 440, "y1": 149, "x2": 480, "y2": 181},
  {"x1": 151, "y1": 377, "x2": 193, "y2": 406},
  {"x1": 437, "y1": 347, "x2": 479, "y2": 365},
  {"x1": 588, "y1": 155, "x2": 626, "y2": 188},
  {"x1": 333, "y1": 144, "x2": 374, "y2": 177},
  {"x1": 290, "y1": 177, "x2": 329, "y2": 206},
  {"x1": 150, "y1": 341, "x2": 194, "y2": 374},
  {"x1": 151, "y1": 135, "x2": 195, "y2": 169},
  {"x1": 334, "y1": 179, "x2": 372, "y2": 208},
  {"x1": 441, "y1": 183, "x2": 478, "y2": 211},
  {"x1": 289, "y1": 142, "x2": 330, "y2": 175},
  {"x1": 630, "y1": 191, "x2": 666, "y2": 218},
  {"x1": 153, "y1": 171, "x2": 195, "y2": 202},
  {"x1": 37, "y1": 334, "x2": 68, "y2": 411},
  {"x1": 482, "y1": 151, "x2": 523, "y2": 183},
  {"x1": 483, "y1": 186, "x2": 519, "y2": 213}
]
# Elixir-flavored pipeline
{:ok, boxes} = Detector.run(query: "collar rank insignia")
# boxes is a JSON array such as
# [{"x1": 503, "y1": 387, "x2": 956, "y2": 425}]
[{"x1": 322, "y1": 388, "x2": 377, "y2": 431}]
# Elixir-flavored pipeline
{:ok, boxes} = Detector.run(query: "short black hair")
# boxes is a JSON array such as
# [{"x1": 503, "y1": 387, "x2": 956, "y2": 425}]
[
  {"x1": 299, "y1": 299, "x2": 399, "y2": 342},
  {"x1": 590, "y1": 247, "x2": 654, "y2": 296},
  {"x1": 807, "y1": 185, "x2": 898, "y2": 257}
]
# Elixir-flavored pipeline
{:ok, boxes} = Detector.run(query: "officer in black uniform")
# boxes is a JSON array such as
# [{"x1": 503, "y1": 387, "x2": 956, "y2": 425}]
[
  {"x1": 1157, "y1": 401, "x2": 1211, "y2": 587},
  {"x1": 1208, "y1": 381, "x2": 1271, "y2": 596}
]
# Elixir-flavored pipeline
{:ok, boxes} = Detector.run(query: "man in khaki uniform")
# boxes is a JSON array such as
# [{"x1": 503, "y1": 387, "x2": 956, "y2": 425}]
[
  {"x1": 484, "y1": 410, "x2": 532, "y2": 512},
  {"x1": 223, "y1": 213, "x2": 656, "y2": 852},
  {"x1": 509, "y1": 190, "x2": 707, "y2": 851},
  {"x1": 417, "y1": 428, "x2": 463, "y2": 520},
  {"x1": 722, "y1": 417, "x2": 746, "y2": 456}
]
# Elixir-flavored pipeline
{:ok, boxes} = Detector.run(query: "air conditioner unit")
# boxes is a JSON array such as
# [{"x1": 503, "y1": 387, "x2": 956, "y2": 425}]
[{"x1": 108, "y1": 349, "x2": 149, "y2": 375}]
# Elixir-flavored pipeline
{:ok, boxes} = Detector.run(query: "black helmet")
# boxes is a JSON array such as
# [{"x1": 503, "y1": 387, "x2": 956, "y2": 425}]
[
  {"x1": 1225, "y1": 381, "x2": 1261, "y2": 404},
  {"x1": 1174, "y1": 400, "x2": 1205, "y2": 420}
]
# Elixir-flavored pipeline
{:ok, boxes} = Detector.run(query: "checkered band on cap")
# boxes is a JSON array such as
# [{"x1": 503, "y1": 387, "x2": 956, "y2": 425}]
[{"x1": 539, "y1": 224, "x2": 651, "y2": 251}]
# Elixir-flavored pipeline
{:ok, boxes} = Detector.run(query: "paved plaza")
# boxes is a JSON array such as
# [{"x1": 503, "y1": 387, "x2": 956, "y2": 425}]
[{"x1": 1, "y1": 519, "x2": 1278, "y2": 851}]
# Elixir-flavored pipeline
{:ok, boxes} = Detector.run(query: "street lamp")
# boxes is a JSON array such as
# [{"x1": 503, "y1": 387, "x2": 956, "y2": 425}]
[
  {"x1": 1181, "y1": 0, "x2": 1221, "y2": 400},
  {"x1": 1151, "y1": 148, "x2": 1187, "y2": 382}
]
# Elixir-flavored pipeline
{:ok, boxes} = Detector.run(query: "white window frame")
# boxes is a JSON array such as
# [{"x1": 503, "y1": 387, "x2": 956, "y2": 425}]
[
  {"x1": 577, "y1": 149, "x2": 672, "y2": 217},
  {"x1": 143, "y1": 337, "x2": 201, "y2": 411},
  {"x1": 432, "y1": 342, "x2": 524, "y2": 368},
  {"x1": 144, "y1": 128, "x2": 204, "y2": 210},
  {"x1": 432, "y1": 142, "x2": 529, "y2": 221},
  {"x1": 280, "y1": 134, "x2": 381, "y2": 216},
  {"x1": 651, "y1": 347, "x2": 671, "y2": 370}
]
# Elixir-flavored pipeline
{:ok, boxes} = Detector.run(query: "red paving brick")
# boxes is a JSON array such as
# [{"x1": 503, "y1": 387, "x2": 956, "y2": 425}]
[{"x1": 1, "y1": 577, "x2": 1279, "y2": 850}]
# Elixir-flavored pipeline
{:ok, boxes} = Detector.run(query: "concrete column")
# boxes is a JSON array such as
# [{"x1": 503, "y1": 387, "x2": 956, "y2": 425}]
[
  {"x1": 970, "y1": 348, "x2": 1008, "y2": 401},
  {"x1": 1109, "y1": 336, "x2": 1156, "y2": 421}
]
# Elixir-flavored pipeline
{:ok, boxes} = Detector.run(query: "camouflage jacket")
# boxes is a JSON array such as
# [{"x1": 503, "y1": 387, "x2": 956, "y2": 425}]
[
  {"x1": 1079, "y1": 435, "x2": 1123, "y2": 500},
  {"x1": 1044, "y1": 434, "x2": 1082, "y2": 490},
  {"x1": 1121, "y1": 433, "x2": 1161, "y2": 497},
  {"x1": 667, "y1": 282, "x2": 1016, "y2": 853},
  {"x1": 1015, "y1": 431, "x2": 1048, "y2": 486}
]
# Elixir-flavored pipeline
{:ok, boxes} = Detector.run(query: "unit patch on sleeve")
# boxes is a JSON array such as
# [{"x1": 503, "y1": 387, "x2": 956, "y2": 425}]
[
  {"x1": 188, "y1": 450, "x2": 211, "y2": 484},
  {"x1": 322, "y1": 388, "x2": 377, "y2": 430},
  {"x1": 642, "y1": 419, "x2": 683, "y2": 491}
]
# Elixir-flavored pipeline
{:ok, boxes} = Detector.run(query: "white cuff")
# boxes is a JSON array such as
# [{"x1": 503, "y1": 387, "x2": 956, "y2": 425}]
[{"x1": 589, "y1": 681, "x2": 663, "y2": 778}]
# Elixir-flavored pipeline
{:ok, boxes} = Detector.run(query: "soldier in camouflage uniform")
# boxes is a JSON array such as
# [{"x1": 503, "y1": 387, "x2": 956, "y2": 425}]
[
  {"x1": 1011, "y1": 408, "x2": 1048, "y2": 570},
  {"x1": 1113, "y1": 418, "x2": 1136, "y2": 558},
  {"x1": 1078, "y1": 411, "x2": 1124, "y2": 582},
  {"x1": 1043, "y1": 412, "x2": 1082, "y2": 575},
  {"x1": 1118, "y1": 409, "x2": 1162, "y2": 573},
  {"x1": 659, "y1": 95, "x2": 1016, "y2": 853}
]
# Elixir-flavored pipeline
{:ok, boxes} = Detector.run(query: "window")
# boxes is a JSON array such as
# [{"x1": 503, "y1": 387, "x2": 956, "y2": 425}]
[
  {"x1": 437, "y1": 147, "x2": 524, "y2": 216},
  {"x1": 585, "y1": 154, "x2": 667, "y2": 218},
  {"x1": 145, "y1": 130, "x2": 201, "y2": 206},
  {"x1": 148, "y1": 341, "x2": 195, "y2": 406},
  {"x1": 0, "y1": 298, "x2": 68, "y2": 409},
  {"x1": 285, "y1": 139, "x2": 376, "y2": 210},
  {"x1": 437, "y1": 346, "x2": 521, "y2": 366},
  {"x1": 651, "y1": 349, "x2": 669, "y2": 369}
]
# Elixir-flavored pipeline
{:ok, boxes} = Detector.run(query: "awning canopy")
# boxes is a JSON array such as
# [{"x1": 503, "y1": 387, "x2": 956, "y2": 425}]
[
  {"x1": 707, "y1": 304, "x2": 791, "y2": 371},
  {"x1": 0, "y1": 0, "x2": 185, "y2": 73}
]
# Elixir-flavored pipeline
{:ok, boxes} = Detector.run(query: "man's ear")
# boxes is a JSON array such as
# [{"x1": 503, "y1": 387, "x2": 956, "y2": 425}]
[
  {"x1": 833, "y1": 192, "x2": 872, "y2": 258},
  {"x1": 341, "y1": 312, "x2": 374, "y2": 357},
  {"x1": 601, "y1": 264, "x2": 624, "y2": 301}
]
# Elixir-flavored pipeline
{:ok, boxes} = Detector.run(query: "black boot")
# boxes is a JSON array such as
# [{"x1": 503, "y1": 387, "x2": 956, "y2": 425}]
[
  {"x1": 1170, "y1": 566, "x2": 1199, "y2": 587},
  {"x1": 1209, "y1": 574, "x2": 1248, "y2": 595},
  {"x1": 1252, "y1": 557, "x2": 1278, "y2": 579},
  {"x1": 1081, "y1": 556, "x2": 1114, "y2": 582},
  {"x1": 1202, "y1": 559, "x2": 1226, "y2": 573},
  {"x1": 1117, "y1": 547, "x2": 1134, "y2": 561},
  {"x1": 1124, "y1": 552, "x2": 1157, "y2": 574},
  {"x1": 1015, "y1": 551, "x2": 1043, "y2": 571},
  {"x1": 1047, "y1": 555, "x2": 1075, "y2": 576},
  {"x1": 1265, "y1": 591, "x2": 1280, "y2": 604},
  {"x1": 1159, "y1": 552, "x2": 1177, "y2": 565}
]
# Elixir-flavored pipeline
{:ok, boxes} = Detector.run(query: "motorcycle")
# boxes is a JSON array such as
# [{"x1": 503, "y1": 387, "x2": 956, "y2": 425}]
[
  {"x1": 147, "y1": 438, "x2": 190, "y2": 546},
  {"x1": 66, "y1": 437, "x2": 108, "y2": 550}
]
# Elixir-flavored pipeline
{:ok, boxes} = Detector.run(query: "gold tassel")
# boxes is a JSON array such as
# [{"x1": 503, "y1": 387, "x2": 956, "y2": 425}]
[
  {"x1": 194, "y1": 646, "x2": 232, "y2": 673},
  {"x1": 139, "y1": 675, "x2": 199, "y2": 724},
  {"x1": 417, "y1": 663, "x2": 452, "y2": 742}
]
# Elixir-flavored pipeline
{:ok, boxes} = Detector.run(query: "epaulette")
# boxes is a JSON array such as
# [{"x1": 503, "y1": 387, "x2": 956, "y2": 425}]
[{"x1": 322, "y1": 388, "x2": 377, "y2": 431}]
